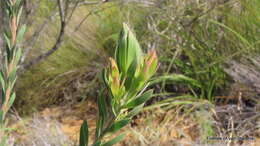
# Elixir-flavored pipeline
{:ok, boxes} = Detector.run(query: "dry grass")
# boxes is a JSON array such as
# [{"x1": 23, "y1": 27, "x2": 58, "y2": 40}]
[{"x1": 9, "y1": 115, "x2": 73, "y2": 146}]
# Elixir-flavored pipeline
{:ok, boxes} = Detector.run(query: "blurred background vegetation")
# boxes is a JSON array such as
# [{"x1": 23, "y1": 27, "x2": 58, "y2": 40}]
[{"x1": 0, "y1": 0, "x2": 259, "y2": 145}]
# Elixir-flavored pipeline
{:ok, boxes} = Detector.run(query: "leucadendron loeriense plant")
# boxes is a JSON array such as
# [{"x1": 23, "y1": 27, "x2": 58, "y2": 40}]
[
  {"x1": 79, "y1": 23, "x2": 158, "y2": 146},
  {"x1": 0, "y1": 0, "x2": 26, "y2": 144}
]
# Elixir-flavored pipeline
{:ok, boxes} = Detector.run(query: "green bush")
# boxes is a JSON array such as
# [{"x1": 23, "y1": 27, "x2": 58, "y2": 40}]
[
  {"x1": 137, "y1": 0, "x2": 259, "y2": 101},
  {"x1": 0, "y1": 0, "x2": 26, "y2": 144},
  {"x1": 79, "y1": 23, "x2": 158, "y2": 146}
]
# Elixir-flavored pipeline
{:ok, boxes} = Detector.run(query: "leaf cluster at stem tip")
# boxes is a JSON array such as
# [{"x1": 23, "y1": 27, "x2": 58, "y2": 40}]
[{"x1": 79, "y1": 23, "x2": 158, "y2": 146}]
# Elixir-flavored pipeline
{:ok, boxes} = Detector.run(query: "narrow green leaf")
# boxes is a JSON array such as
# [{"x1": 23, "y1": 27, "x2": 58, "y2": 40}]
[
  {"x1": 107, "y1": 119, "x2": 130, "y2": 133},
  {"x1": 8, "y1": 92, "x2": 16, "y2": 108},
  {"x1": 0, "y1": 110, "x2": 4, "y2": 124},
  {"x1": 6, "y1": 1, "x2": 11, "y2": 7},
  {"x1": 150, "y1": 74, "x2": 202, "y2": 88},
  {"x1": 10, "y1": 77, "x2": 17, "y2": 91},
  {"x1": 15, "y1": 47, "x2": 22, "y2": 64},
  {"x1": 207, "y1": 77, "x2": 217, "y2": 101},
  {"x1": 16, "y1": 25, "x2": 26, "y2": 43},
  {"x1": 126, "y1": 104, "x2": 144, "y2": 118},
  {"x1": 15, "y1": 0, "x2": 22, "y2": 11},
  {"x1": 0, "y1": 73, "x2": 5, "y2": 91},
  {"x1": 124, "y1": 90, "x2": 153, "y2": 108},
  {"x1": 95, "y1": 92, "x2": 107, "y2": 139},
  {"x1": 95, "y1": 116, "x2": 104, "y2": 139},
  {"x1": 102, "y1": 133, "x2": 126, "y2": 146},
  {"x1": 1, "y1": 89, "x2": 5, "y2": 103},
  {"x1": 79, "y1": 120, "x2": 88, "y2": 146},
  {"x1": 8, "y1": 67, "x2": 17, "y2": 84},
  {"x1": 17, "y1": 6, "x2": 23, "y2": 25},
  {"x1": 124, "y1": 59, "x2": 137, "y2": 90},
  {"x1": 116, "y1": 27, "x2": 127, "y2": 74},
  {"x1": 3, "y1": 33, "x2": 11, "y2": 50},
  {"x1": 97, "y1": 92, "x2": 107, "y2": 122},
  {"x1": 210, "y1": 20, "x2": 253, "y2": 49},
  {"x1": 102, "y1": 69, "x2": 109, "y2": 88}
]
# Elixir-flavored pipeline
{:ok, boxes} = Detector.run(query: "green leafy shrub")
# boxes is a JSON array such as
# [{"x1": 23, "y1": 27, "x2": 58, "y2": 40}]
[
  {"x1": 136, "y1": 0, "x2": 259, "y2": 102},
  {"x1": 0, "y1": 0, "x2": 26, "y2": 144},
  {"x1": 79, "y1": 23, "x2": 158, "y2": 146}
]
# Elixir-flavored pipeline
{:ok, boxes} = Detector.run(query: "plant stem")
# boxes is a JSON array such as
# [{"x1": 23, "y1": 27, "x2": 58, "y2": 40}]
[{"x1": 0, "y1": 0, "x2": 24, "y2": 142}]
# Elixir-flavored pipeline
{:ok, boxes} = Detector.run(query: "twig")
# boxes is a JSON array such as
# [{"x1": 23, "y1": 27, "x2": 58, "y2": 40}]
[
  {"x1": 21, "y1": 0, "x2": 68, "y2": 71},
  {"x1": 20, "y1": 0, "x2": 112, "y2": 71},
  {"x1": 21, "y1": 4, "x2": 59, "y2": 65}
]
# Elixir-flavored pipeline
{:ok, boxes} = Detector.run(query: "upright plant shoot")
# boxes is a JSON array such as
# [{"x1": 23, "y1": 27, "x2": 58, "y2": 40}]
[
  {"x1": 0, "y1": 0, "x2": 26, "y2": 139},
  {"x1": 79, "y1": 23, "x2": 158, "y2": 146}
]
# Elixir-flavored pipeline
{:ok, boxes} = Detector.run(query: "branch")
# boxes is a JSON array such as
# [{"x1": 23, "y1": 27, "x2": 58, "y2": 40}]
[
  {"x1": 21, "y1": 0, "x2": 67, "y2": 71},
  {"x1": 20, "y1": 4, "x2": 59, "y2": 65},
  {"x1": 73, "y1": 0, "x2": 114, "y2": 32},
  {"x1": 19, "y1": 0, "x2": 111, "y2": 71}
]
